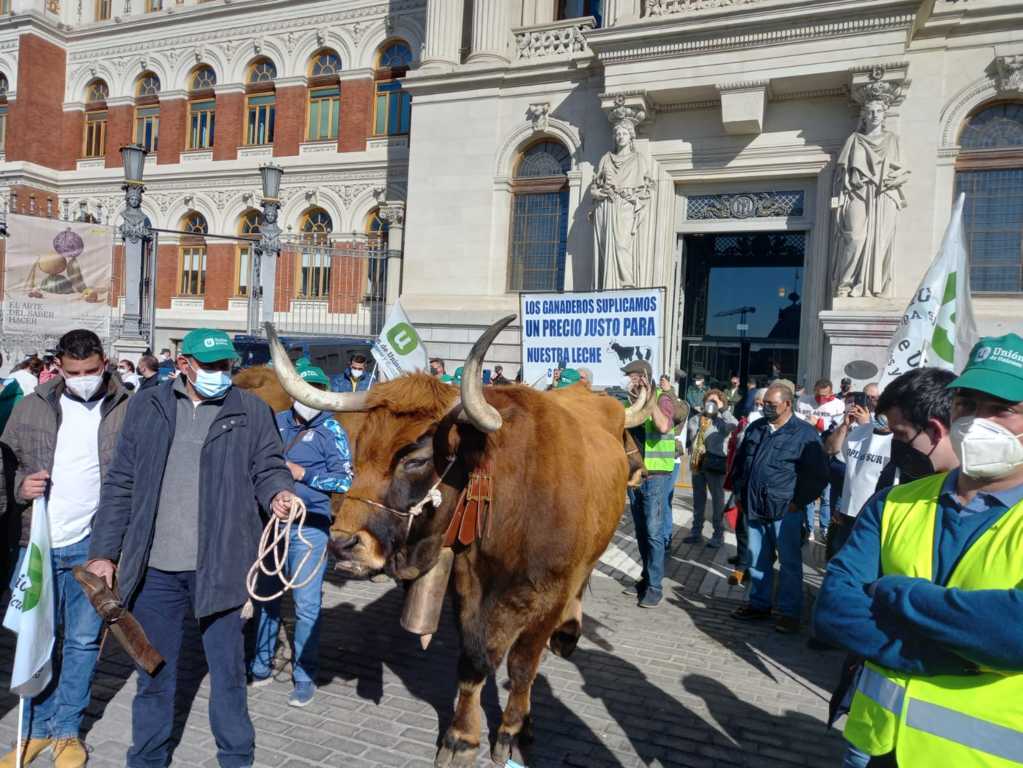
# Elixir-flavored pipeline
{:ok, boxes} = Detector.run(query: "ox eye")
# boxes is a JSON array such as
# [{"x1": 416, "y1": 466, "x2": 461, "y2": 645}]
[{"x1": 404, "y1": 457, "x2": 430, "y2": 471}]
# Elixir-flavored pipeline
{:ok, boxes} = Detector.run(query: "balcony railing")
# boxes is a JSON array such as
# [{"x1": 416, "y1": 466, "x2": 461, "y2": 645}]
[
  {"x1": 646, "y1": 0, "x2": 766, "y2": 16},
  {"x1": 513, "y1": 17, "x2": 596, "y2": 61}
]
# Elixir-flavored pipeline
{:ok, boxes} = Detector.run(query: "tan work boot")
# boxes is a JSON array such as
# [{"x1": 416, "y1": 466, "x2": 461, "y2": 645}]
[
  {"x1": 0, "y1": 738, "x2": 52, "y2": 767},
  {"x1": 52, "y1": 737, "x2": 87, "y2": 768}
]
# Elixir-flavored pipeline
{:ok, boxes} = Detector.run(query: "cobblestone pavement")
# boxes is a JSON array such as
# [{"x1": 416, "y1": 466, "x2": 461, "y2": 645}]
[{"x1": 0, "y1": 490, "x2": 847, "y2": 767}]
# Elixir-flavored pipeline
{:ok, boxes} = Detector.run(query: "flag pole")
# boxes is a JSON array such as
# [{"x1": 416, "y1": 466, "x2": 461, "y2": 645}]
[{"x1": 15, "y1": 697, "x2": 23, "y2": 768}]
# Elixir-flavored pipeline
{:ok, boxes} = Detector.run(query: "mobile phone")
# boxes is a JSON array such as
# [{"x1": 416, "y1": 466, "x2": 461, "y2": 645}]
[{"x1": 847, "y1": 392, "x2": 869, "y2": 410}]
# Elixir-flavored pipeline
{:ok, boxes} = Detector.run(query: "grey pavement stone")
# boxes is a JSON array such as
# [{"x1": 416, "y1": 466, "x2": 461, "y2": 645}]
[{"x1": 0, "y1": 490, "x2": 846, "y2": 766}]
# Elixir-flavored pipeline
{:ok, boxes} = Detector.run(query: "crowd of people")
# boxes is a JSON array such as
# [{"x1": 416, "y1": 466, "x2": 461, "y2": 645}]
[{"x1": 1, "y1": 327, "x2": 1022, "y2": 768}]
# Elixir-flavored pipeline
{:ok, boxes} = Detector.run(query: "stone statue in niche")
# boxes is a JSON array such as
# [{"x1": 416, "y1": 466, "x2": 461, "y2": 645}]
[
  {"x1": 831, "y1": 78, "x2": 910, "y2": 299},
  {"x1": 592, "y1": 97, "x2": 656, "y2": 290}
]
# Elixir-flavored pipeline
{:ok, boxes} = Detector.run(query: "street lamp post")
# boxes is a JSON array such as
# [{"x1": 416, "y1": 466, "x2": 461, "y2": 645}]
[
  {"x1": 250, "y1": 162, "x2": 283, "y2": 334},
  {"x1": 118, "y1": 143, "x2": 153, "y2": 352}
]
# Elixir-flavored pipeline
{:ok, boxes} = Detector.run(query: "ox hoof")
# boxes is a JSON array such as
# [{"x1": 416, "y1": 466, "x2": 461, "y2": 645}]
[
  {"x1": 491, "y1": 719, "x2": 532, "y2": 766},
  {"x1": 549, "y1": 627, "x2": 581, "y2": 659},
  {"x1": 435, "y1": 733, "x2": 479, "y2": 768}
]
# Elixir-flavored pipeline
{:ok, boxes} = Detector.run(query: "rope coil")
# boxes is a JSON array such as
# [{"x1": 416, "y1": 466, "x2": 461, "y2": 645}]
[{"x1": 242, "y1": 495, "x2": 326, "y2": 620}]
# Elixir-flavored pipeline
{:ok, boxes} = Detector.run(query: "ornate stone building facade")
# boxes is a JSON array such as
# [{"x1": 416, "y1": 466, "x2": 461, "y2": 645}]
[
  {"x1": 0, "y1": 0, "x2": 420, "y2": 352},
  {"x1": 402, "y1": 0, "x2": 1023, "y2": 387}
]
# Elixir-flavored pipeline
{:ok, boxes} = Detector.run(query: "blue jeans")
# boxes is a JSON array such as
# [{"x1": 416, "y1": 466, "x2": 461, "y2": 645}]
[
  {"x1": 747, "y1": 511, "x2": 804, "y2": 619},
  {"x1": 18, "y1": 535, "x2": 104, "y2": 741},
  {"x1": 250, "y1": 523, "x2": 329, "y2": 685},
  {"x1": 128, "y1": 569, "x2": 254, "y2": 768},
  {"x1": 843, "y1": 743, "x2": 872, "y2": 768},
  {"x1": 806, "y1": 483, "x2": 832, "y2": 532},
  {"x1": 662, "y1": 462, "x2": 681, "y2": 549},
  {"x1": 629, "y1": 472, "x2": 672, "y2": 597}
]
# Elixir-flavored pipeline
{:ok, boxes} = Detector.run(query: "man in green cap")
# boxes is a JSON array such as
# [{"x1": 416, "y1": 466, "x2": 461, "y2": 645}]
[
  {"x1": 249, "y1": 362, "x2": 353, "y2": 708},
  {"x1": 814, "y1": 334, "x2": 1023, "y2": 768},
  {"x1": 555, "y1": 368, "x2": 581, "y2": 388},
  {"x1": 86, "y1": 328, "x2": 295, "y2": 768}
]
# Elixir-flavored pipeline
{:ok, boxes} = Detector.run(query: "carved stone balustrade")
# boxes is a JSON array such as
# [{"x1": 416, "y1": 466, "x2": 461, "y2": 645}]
[
  {"x1": 645, "y1": 0, "x2": 765, "y2": 15},
  {"x1": 513, "y1": 17, "x2": 596, "y2": 60}
]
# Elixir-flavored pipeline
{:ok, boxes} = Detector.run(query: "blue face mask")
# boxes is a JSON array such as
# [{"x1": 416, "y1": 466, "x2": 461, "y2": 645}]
[{"x1": 190, "y1": 363, "x2": 232, "y2": 399}]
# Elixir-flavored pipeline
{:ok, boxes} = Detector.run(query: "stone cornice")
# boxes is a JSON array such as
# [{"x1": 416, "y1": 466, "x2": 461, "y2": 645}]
[{"x1": 587, "y1": 1, "x2": 918, "y2": 64}]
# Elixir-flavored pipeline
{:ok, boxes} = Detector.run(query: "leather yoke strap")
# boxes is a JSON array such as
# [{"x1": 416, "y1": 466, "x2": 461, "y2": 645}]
[{"x1": 443, "y1": 463, "x2": 494, "y2": 548}]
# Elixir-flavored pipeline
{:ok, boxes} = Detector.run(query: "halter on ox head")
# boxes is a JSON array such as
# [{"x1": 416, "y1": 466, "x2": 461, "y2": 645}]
[{"x1": 268, "y1": 316, "x2": 654, "y2": 579}]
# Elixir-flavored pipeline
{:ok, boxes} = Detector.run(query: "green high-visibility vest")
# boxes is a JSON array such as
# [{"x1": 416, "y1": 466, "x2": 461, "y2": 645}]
[
  {"x1": 844, "y1": 472, "x2": 1023, "y2": 767},
  {"x1": 643, "y1": 415, "x2": 675, "y2": 473}
]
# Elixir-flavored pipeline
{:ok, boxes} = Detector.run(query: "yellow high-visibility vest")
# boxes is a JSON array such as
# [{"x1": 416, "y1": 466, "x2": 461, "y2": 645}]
[{"x1": 844, "y1": 472, "x2": 1023, "y2": 767}]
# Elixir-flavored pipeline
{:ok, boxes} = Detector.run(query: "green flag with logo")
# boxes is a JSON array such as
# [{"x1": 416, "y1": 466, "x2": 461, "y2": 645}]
[
  {"x1": 371, "y1": 300, "x2": 429, "y2": 379},
  {"x1": 3, "y1": 499, "x2": 55, "y2": 697}
]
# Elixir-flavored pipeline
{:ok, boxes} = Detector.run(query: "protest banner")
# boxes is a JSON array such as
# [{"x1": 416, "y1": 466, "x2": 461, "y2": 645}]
[
  {"x1": 520, "y1": 288, "x2": 665, "y2": 388},
  {"x1": 1, "y1": 214, "x2": 113, "y2": 346}
]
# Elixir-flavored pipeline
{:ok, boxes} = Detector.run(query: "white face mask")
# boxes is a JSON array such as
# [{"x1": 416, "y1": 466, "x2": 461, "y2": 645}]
[
  {"x1": 350, "y1": 368, "x2": 364, "y2": 380},
  {"x1": 64, "y1": 373, "x2": 103, "y2": 400},
  {"x1": 950, "y1": 416, "x2": 1023, "y2": 481},
  {"x1": 294, "y1": 402, "x2": 321, "y2": 422}
]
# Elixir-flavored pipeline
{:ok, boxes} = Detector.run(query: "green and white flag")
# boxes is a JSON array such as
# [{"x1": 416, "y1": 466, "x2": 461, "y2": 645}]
[
  {"x1": 371, "y1": 300, "x2": 429, "y2": 380},
  {"x1": 3, "y1": 499, "x2": 55, "y2": 698},
  {"x1": 880, "y1": 194, "x2": 978, "y2": 387}
]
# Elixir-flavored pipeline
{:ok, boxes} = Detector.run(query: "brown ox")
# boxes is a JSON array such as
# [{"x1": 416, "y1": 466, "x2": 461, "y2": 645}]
[{"x1": 268, "y1": 316, "x2": 652, "y2": 766}]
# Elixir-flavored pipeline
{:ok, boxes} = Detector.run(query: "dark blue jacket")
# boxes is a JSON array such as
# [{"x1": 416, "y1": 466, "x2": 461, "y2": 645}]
[
  {"x1": 731, "y1": 414, "x2": 828, "y2": 521},
  {"x1": 813, "y1": 471, "x2": 1023, "y2": 675},
  {"x1": 90, "y1": 381, "x2": 293, "y2": 617},
  {"x1": 276, "y1": 409, "x2": 352, "y2": 519},
  {"x1": 339, "y1": 368, "x2": 371, "y2": 392}
]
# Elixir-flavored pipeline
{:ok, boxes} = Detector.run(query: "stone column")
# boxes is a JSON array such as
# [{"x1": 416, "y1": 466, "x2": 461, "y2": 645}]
[
  {"x1": 467, "y1": 0, "x2": 512, "y2": 65},
  {"x1": 421, "y1": 0, "x2": 464, "y2": 71},
  {"x1": 379, "y1": 202, "x2": 405, "y2": 309}
]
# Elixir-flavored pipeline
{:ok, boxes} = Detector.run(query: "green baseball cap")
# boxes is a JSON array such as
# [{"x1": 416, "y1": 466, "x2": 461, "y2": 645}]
[
  {"x1": 949, "y1": 333, "x2": 1023, "y2": 402},
  {"x1": 297, "y1": 363, "x2": 329, "y2": 388},
  {"x1": 556, "y1": 368, "x2": 581, "y2": 388},
  {"x1": 180, "y1": 328, "x2": 238, "y2": 363},
  {"x1": 454, "y1": 366, "x2": 464, "y2": 384}
]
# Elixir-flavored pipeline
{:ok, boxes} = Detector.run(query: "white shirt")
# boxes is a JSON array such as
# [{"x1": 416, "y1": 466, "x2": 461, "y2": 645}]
[
  {"x1": 796, "y1": 395, "x2": 846, "y2": 432},
  {"x1": 10, "y1": 369, "x2": 37, "y2": 395},
  {"x1": 47, "y1": 395, "x2": 103, "y2": 547},
  {"x1": 839, "y1": 424, "x2": 893, "y2": 518}
]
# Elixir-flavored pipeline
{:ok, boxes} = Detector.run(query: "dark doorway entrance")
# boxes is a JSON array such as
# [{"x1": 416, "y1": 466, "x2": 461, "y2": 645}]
[{"x1": 680, "y1": 231, "x2": 805, "y2": 390}]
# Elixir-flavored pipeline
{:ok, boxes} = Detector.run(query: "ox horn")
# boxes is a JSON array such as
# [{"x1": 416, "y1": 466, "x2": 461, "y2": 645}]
[
  {"x1": 458, "y1": 314, "x2": 516, "y2": 433},
  {"x1": 623, "y1": 384, "x2": 656, "y2": 429},
  {"x1": 264, "y1": 322, "x2": 369, "y2": 412}
]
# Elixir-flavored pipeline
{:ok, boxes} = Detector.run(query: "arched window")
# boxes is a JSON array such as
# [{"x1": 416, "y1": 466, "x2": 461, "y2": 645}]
[
  {"x1": 508, "y1": 141, "x2": 571, "y2": 292},
  {"x1": 145, "y1": 0, "x2": 163, "y2": 10},
  {"x1": 82, "y1": 78, "x2": 109, "y2": 159},
  {"x1": 0, "y1": 73, "x2": 8, "y2": 153},
  {"x1": 299, "y1": 208, "x2": 333, "y2": 299},
  {"x1": 188, "y1": 66, "x2": 216, "y2": 150},
  {"x1": 374, "y1": 40, "x2": 412, "y2": 137},
  {"x1": 95, "y1": 0, "x2": 111, "y2": 20},
  {"x1": 178, "y1": 211, "x2": 208, "y2": 296},
  {"x1": 190, "y1": 65, "x2": 217, "y2": 91},
  {"x1": 245, "y1": 58, "x2": 276, "y2": 145},
  {"x1": 955, "y1": 102, "x2": 1023, "y2": 293},
  {"x1": 236, "y1": 209, "x2": 260, "y2": 297},
  {"x1": 133, "y1": 72, "x2": 160, "y2": 153},
  {"x1": 307, "y1": 49, "x2": 341, "y2": 141}
]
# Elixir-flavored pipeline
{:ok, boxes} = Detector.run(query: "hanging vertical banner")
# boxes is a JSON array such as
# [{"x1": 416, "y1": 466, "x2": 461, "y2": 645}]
[
  {"x1": 371, "y1": 300, "x2": 430, "y2": 380},
  {"x1": 520, "y1": 288, "x2": 665, "y2": 388},
  {"x1": 2, "y1": 214, "x2": 113, "y2": 340}
]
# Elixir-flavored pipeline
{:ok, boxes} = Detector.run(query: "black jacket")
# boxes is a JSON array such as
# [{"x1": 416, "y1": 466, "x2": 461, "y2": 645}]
[
  {"x1": 89, "y1": 381, "x2": 292, "y2": 617},
  {"x1": 731, "y1": 415, "x2": 828, "y2": 521}
]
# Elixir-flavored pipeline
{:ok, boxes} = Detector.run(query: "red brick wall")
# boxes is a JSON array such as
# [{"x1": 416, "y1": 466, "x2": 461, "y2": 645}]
[
  {"x1": 204, "y1": 243, "x2": 234, "y2": 310},
  {"x1": 61, "y1": 109, "x2": 85, "y2": 169},
  {"x1": 213, "y1": 91, "x2": 244, "y2": 161},
  {"x1": 109, "y1": 244, "x2": 124, "y2": 308},
  {"x1": 10, "y1": 184, "x2": 59, "y2": 217},
  {"x1": 274, "y1": 251, "x2": 293, "y2": 313},
  {"x1": 7, "y1": 35, "x2": 67, "y2": 169},
  {"x1": 157, "y1": 98, "x2": 186, "y2": 165},
  {"x1": 105, "y1": 105, "x2": 134, "y2": 169},
  {"x1": 273, "y1": 85, "x2": 307, "y2": 158},
  {"x1": 339, "y1": 79, "x2": 373, "y2": 153},
  {"x1": 155, "y1": 243, "x2": 177, "y2": 309}
]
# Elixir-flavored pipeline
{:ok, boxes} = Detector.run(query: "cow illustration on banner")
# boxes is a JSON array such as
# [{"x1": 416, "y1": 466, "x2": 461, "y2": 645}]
[{"x1": 2, "y1": 214, "x2": 113, "y2": 344}]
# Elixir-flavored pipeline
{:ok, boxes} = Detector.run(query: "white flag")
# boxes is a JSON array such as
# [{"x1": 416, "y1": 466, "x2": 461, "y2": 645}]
[
  {"x1": 879, "y1": 194, "x2": 979, "y2": 387},
  {"x1": 3, "y1": 499, "x2": 55, "y2": 697},
  {"x1": 371, "y1": 300, "x2": 429, "y2": 380}
]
